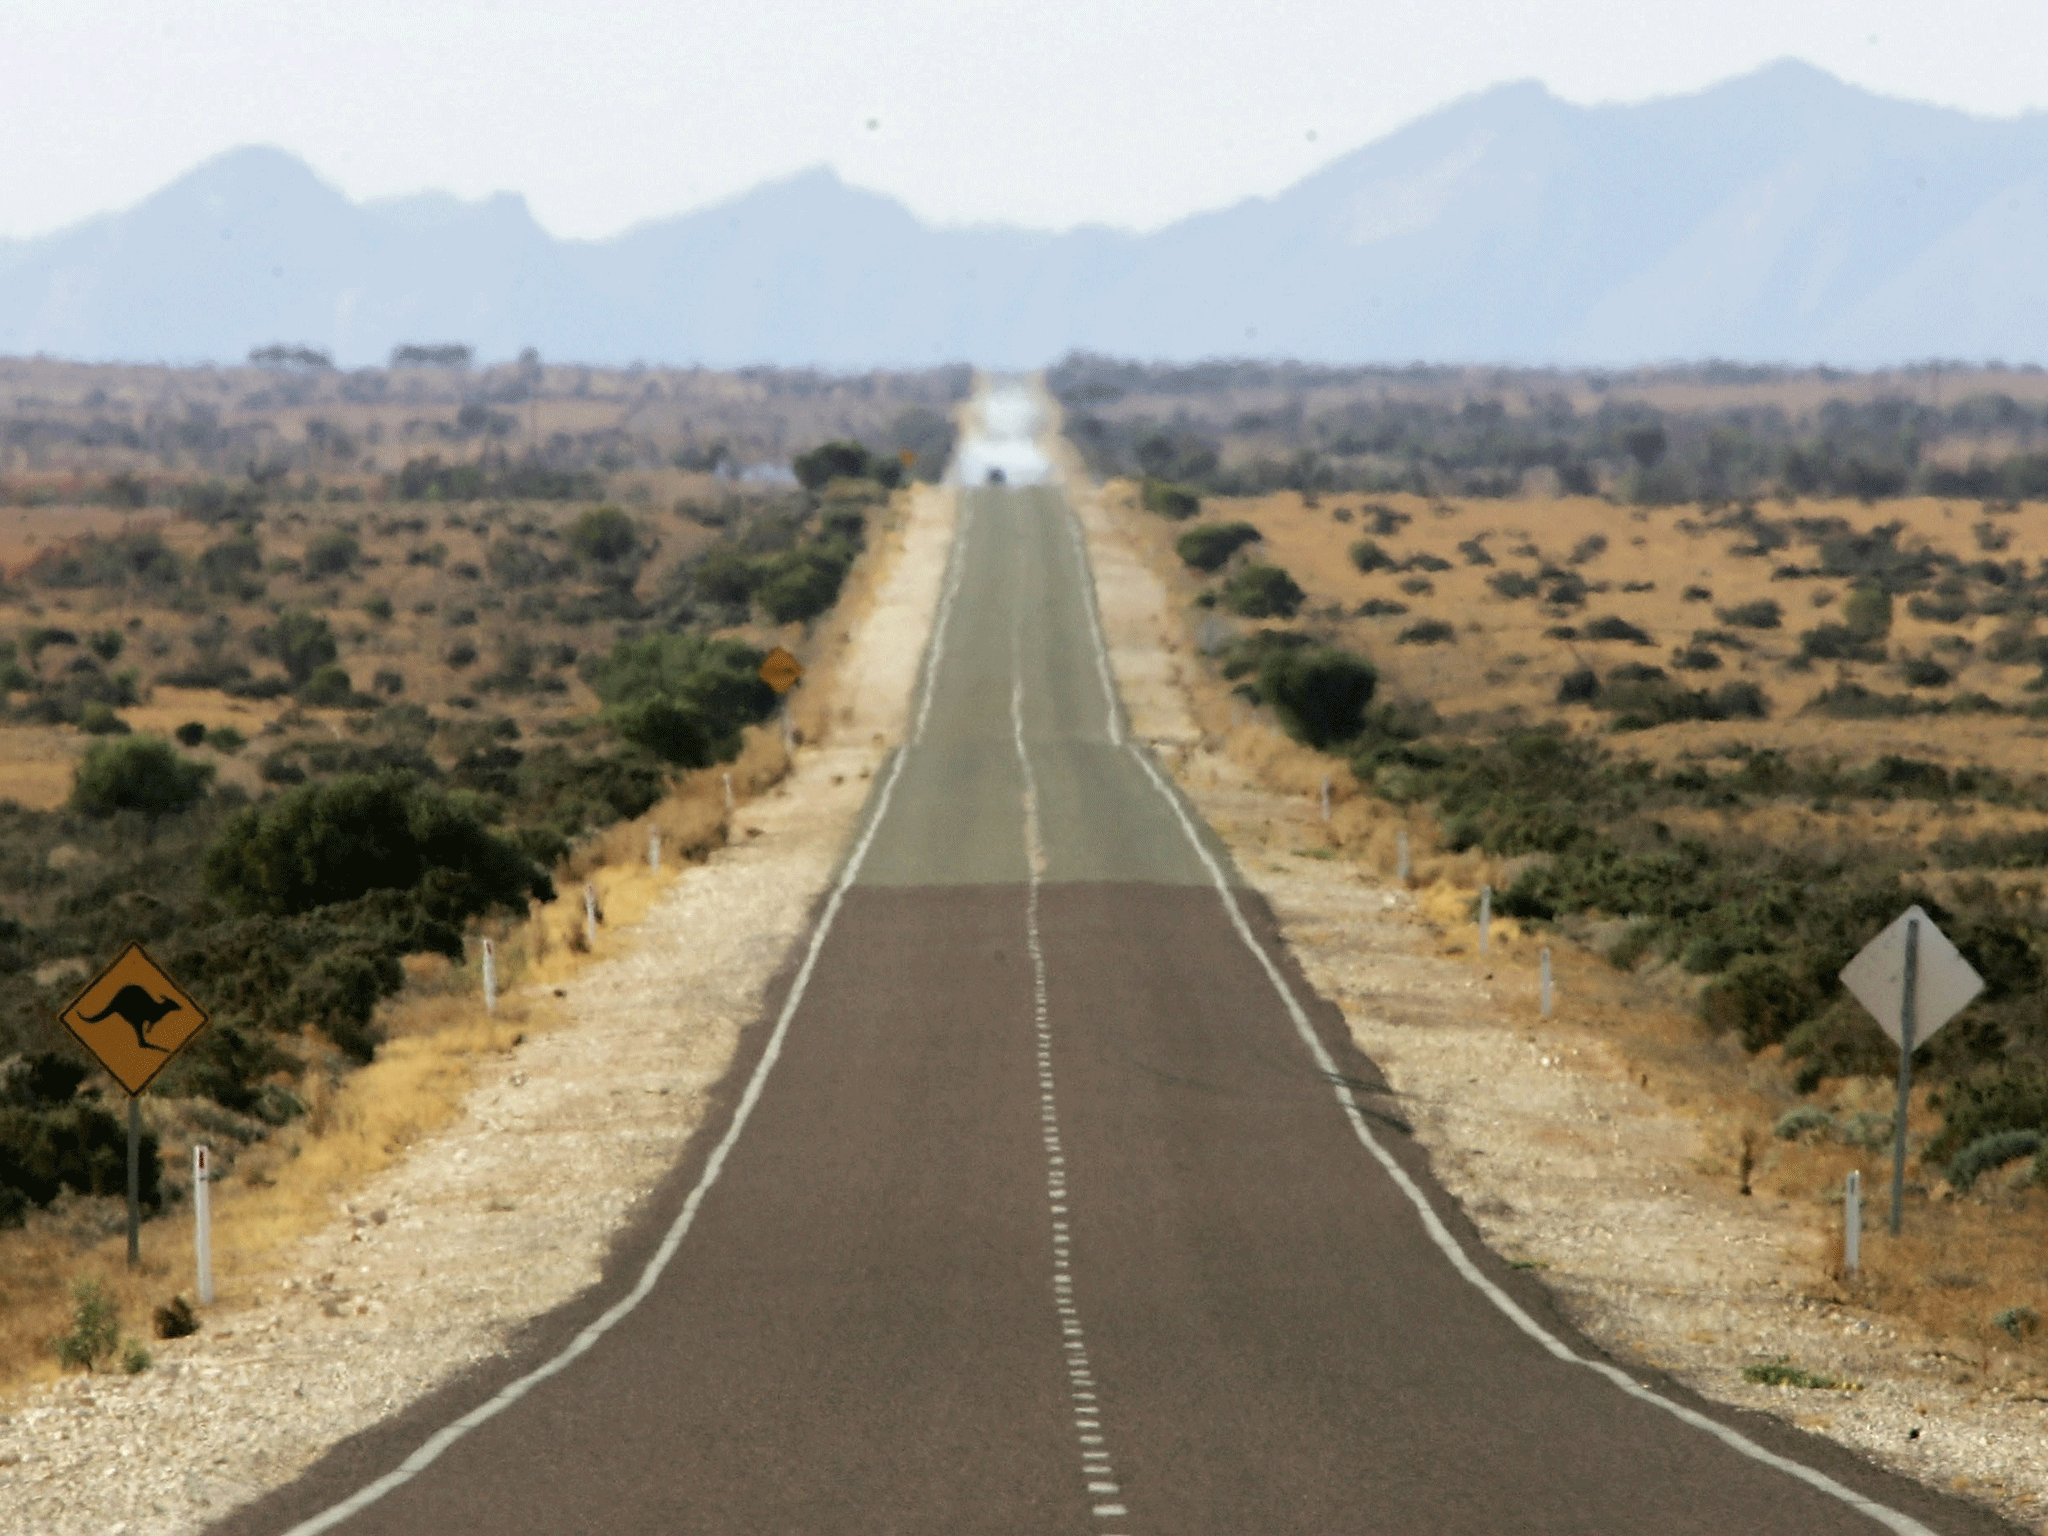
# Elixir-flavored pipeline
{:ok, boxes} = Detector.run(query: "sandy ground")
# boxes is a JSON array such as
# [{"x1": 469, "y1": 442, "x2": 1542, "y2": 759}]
[
  {"x1": 1059, "y1": 438, "x2": 2048, "y2": 1536},
  {"x1": 0, "y1": 482, "x2": 958, "y2": 1536}
]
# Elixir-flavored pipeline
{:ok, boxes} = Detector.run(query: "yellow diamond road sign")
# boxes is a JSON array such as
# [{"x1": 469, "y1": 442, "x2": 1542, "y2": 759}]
[
  {"x1": 759, "y1": 646, "x2": 804, "y2": 695},
  {"x1": 60, "y1": 942, "x2": 210, "y2": 1095}
]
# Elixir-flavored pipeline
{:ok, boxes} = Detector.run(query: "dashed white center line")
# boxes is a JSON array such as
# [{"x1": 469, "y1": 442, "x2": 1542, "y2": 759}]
[{"x1": 1013, "y1": 638, "x2": 1134, "y2": 1534}]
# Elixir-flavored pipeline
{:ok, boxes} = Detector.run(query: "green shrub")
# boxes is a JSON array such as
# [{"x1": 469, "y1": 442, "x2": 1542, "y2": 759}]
[
  {"x1": 1717, "y1": 599, "x2": 1782, "y2": 630},
  {"x1": 1349, "y1": 539, "x2": 1396, "y2": 574},
  {"x1": 1946, "y1": 1129, "x2": 2041, "y2": 1192},
  {"x1": 1222, "y1": 564, "x2": 1305, "y2": 619},
  {"x1": 71, "y1": 736, "x2": 214, "y2": 820},
  {"x1": 755, "y1": 546, "x2": 853, "y2": 624},
  {"x1": 303, "y1": 529, "x2": 361, "y2": 577},
  {"x1": 174, "y1": 721, "x2": 207, "y2": 747},
  {"x1": 1772, "y1": 1105, "x2": 1836, "y2": 1142},
  {"x1": 260, "y1": 610, "x2": 338, "y2": 685},
  {"x1": 1556, "y1": 667, "x2": 1600, "y2": 703},
  {"x1": 1258, "y1": 647, "x2": 1377, "y2": 749},
  {"x1": 204, "y1": 771, "x2": 550, "y2": 920},
  {"x1": 1397, "y1": 620, "x2": 1457, "y2": 645},
  {"x1": 1900, "y1": 655, "x2": 1952, "y2": 689},
  {"x1": 585, "y1": 634, "x2": 777, "y2": 767},
  {"x1": 77, "y1": 702, "x2": 130, "y2": 735},
  {"x1": 298, "y1": 665, "x2": 355, "y2": 707},
  {"x1": 1926, "y1": 1068, "x2": 2048, "y2": 1163},
  {"x1": 1176, "y1": 522, "x2": 1263, "y2": 572},
  {"x1": 1585, "y1": 615, "x2": 1652, "y2": 644},
  {"x1": 1842, "y1": 584, "x2": 1893, "y2": 641},
  {"x1": 568, "y1": 506, "x2": 641, "y2": 579},
  {"x1": 1700, "y1": 957, "x2": 1817, "y2": 1049},
  {"x1": 52, "y1": 1279, "x2": 120, "y2": 1373},
  {"x1": 793, "y1": 440, "x2": 899, "y2": 490},
  {"x1": 1741, "y1": 1359, "x2": 1840, "y2": 1390},
  {"x1": 209, "y1": 725, "x2": 246, "y2": 754},
  {"x1": 1140, "y1": 478, "x2": 1201, "y2": 519},
  {"x1": 1489, "y1": 571, "x2": 1540, "y2": 599},
  {"x1": 1995, "y1": 1305, "x2": 2041, "y2": 1340},
  {"x1": 362, "y1": 593, "x2": 394, "y2": 622}
]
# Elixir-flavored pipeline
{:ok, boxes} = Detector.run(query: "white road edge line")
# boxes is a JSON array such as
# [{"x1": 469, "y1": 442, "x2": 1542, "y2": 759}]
[
  {"x1": 274, "y1": 489, "x2": 979, "y2": 1536},
  {"x1": 1059, "y1": 497, "x2": 1939, "y2": 1536}
]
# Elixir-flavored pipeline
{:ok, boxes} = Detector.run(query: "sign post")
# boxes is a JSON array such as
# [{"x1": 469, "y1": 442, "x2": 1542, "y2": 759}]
[
  {"x1": 759, "y1": 647, "x2": 804, "y2": 759},
  {"x1": 58, "y1": 942, "x2": 210, "y2": 1269},
  {"x1": 1839, "y1": 904, "x2": 1983, "y2": 1235}
]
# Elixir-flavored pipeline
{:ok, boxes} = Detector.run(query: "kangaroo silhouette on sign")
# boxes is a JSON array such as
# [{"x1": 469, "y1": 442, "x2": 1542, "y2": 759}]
[{"x1": 78, "y1": 986, "x2": 182, "y2": 1051}]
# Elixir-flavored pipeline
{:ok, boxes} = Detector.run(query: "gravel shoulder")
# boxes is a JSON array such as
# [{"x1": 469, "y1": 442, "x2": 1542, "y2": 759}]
[
  {"x1": 0, "y1": 482, "x2": 958, "y2": 1536},
  {"x1": 1061, "y1": 445, "x2": 2048, "y2": 1536}
]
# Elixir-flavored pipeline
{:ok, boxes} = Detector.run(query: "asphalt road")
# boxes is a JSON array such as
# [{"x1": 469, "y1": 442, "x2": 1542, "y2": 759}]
[{"x1": 212, "y1": 482, "x2": 2018, "y2": 1536}]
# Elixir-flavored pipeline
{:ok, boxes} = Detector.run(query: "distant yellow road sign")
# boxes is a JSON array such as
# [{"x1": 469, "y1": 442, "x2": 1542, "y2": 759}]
[
  {"x1": 759, "y1": 646, "x2": 804, "y2": 695},
  {"x1": 59, "y1": 942, "x2": 210, "y2": 1095}
]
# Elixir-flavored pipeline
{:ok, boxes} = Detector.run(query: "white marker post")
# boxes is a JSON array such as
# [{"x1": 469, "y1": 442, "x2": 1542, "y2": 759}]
[
  {"x1": 722, "y1": 772, "x2": 734, "y2": 814},
  {"x1": 481, "y1": 938, "x2": 497, "y2": 1015},
  {"x1": 1844, "y1": 1169, "x2": 1861, "y2": 1278},
  {"x1": 648, "y1": 829, "x2": 662, "y2": 873},
  {"x1": 1320, "y1": 775, "x2": 1332, "y2": 823},
  {"x1": 1839, "y1": 904, "x2": 1983, "y2": 1236},
  {"x1": 1540, "y1": 947, "x2": 1553, "y2": 1017},
  {"x1": 193, "y1": 1144, "x2": 214, "y2": 1305},
  {"x1": 1479, "y1": 885, "x2": 1492, "y2": 956},
  {"x1": 583, "y1": 884, "x2": 600, "y2": 950},
  {"x1": 1396, "y1": 831, "x2": 1411, "y2": 885}
]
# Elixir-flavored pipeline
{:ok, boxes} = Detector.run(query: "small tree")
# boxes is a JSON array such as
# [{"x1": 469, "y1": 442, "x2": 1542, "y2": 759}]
[
  {"x1": 793, "y1": 440, "x2": 873, "y2": 491},
  {"x1": 263, "y1": 610, "x2": 338, "y2": 685},
  {"x1": 71, "y1": 736, "x2": 214, "y2": 821},
  {"x1": 567, "y1": 506, "x2": 643, "y2": 587}
]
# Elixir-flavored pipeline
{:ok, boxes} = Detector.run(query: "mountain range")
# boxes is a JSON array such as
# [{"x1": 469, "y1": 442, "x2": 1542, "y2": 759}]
[{"x1": 3, "y1": 60, "x2": 2045, "y2": 371}]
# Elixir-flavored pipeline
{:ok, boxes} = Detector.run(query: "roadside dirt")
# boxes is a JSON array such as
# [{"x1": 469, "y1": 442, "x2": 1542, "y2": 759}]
[
  {"x1": 1057, "y1": 432, "x2": 2048, "y2": 1536},
  {"x1": 0, "y1": 481, "x2": 958, "y2": 1536}
]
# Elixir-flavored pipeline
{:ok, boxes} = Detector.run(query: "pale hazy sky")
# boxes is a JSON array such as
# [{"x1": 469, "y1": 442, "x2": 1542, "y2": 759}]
[{"x1": 3, "y1": 0, "x2": 2046, "y2": 243}]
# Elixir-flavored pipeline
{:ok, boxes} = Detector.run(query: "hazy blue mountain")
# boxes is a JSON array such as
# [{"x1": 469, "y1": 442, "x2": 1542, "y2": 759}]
[{"x1": 4, "y1": 61, "x2": 2046, "y2": 369}]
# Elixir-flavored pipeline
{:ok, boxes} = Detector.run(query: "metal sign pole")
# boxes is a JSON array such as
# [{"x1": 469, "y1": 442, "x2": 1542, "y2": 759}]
[
  {"x1": 194, "y1": 1145, "x2": 214, "y2": 1304},
  {"x1": 1480, "y1": 885, "x2": 1492, "y2": 956},
  {"x1": 1890, "y1": 917, "x2": 1919, "y2": 1236},
  {"x1": 126, "y1": 1095, "x2": 141, "y2": 1269},
  {"x1": 481, "y1": 939, "x2": 498, "y2": 1015}
]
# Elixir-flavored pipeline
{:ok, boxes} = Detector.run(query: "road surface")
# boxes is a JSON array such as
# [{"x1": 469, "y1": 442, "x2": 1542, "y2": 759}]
[{"x1": 211, "y1": 459, "x2": 2014, "y2": 1534}]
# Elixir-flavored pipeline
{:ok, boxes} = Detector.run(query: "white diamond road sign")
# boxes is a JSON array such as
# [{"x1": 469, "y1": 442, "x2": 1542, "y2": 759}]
[{"x1": 1838, "y1": 904, "x2": 1983, "y2": 1049}]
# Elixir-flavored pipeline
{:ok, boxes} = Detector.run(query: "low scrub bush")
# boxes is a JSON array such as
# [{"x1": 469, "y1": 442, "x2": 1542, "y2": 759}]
[
  {"x1": 1176, "y1": 521, "x2": 1263, "y2": 572},
  {"x1": 1139, "y1": 478, "x2": 1200, "y2": 519},
  {"x1": 1717, "y1": 599, "x2": 1782, "y2": 629},
  {"x1": 1222, "y1": 564, "x2": 1305, "y2": 619},
  {"x1": 1946, "y1": 1129, "x2": 2041, "y2": 1192},
  {"x1": 204, "y1": 771, "x2": 550, "y2": 921},
  {"x1": 1397, "y1": 620, "x2": 1456, "y2": 645},
  {"x1": 1256, "y1": 646, "x2": 1377, "y2": 749},
  {"x1": 1584, "y1": 615, "x2": 1652, "y2": 645},
  {"x1": 71, "y1": 736, "x2": 214, "y2": 820},
  {"x1": 585, "y1": 633, "x2": 778, "y2": 767}
]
